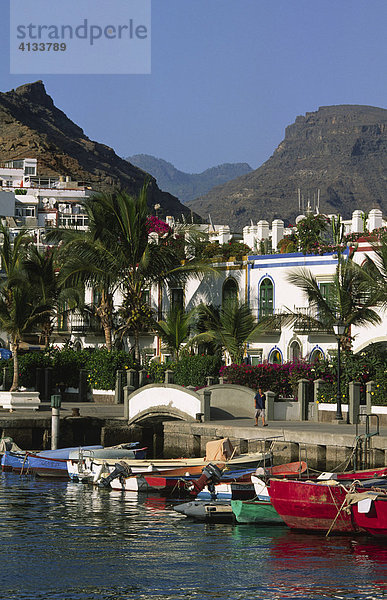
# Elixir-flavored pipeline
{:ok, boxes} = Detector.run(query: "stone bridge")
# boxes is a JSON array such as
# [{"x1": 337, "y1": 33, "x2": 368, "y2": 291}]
[{"x1": 127, "y1": 383, "x2": 259, "y2": 424}]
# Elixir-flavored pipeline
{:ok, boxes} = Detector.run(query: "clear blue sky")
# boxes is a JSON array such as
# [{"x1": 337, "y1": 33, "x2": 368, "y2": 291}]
[{"x1": 1, "y1": 0, "x2": 387, "y2": 173}]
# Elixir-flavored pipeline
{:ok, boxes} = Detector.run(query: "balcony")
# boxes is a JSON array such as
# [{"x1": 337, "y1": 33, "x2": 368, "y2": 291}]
[{"x1": 293, "y1": 307, "x2": 332, "y2": 335}]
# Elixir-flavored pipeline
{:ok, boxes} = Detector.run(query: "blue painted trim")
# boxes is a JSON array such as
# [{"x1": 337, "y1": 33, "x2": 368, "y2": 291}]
[
  {"x1": 251, "y1": 258, "x2": 337, "y2": 269},
  {"x1": 269, "y1": 345, "x2": 283, "y2": 364},
  {"x1": 248, "y1": 248, "x2": 350, "y2": 260},
  {"x1": 309, "y1": 345, "x2": 325, "y2": 362}
]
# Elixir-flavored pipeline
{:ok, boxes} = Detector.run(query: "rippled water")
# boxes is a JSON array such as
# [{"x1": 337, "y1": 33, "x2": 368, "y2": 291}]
[{"x1": 1, "y1": 472, "x2": 386, "y2": 600}]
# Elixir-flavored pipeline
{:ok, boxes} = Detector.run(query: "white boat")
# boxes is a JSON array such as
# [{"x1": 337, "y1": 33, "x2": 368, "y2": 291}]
[{"x1": 67, "y1": 438, "x2": 271, "y2": 488}]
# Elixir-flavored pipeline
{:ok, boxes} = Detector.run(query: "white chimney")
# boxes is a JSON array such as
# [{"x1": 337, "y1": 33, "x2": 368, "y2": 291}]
[
  {"x1": 368, "y1": 209, "x2": 383, "y2": 232},
  {"x1": 351, "y1": 210, "x2": 364, "y2": 234}
]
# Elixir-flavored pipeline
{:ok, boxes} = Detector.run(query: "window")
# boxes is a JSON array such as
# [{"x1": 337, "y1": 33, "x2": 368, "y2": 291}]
[
  {"x1": 310, "y1": 348, "x2": 324, "y2": 363},
  {"x1": 24, "y1": 166, "x2": 36, "y2": 175},
  {"x1": 289, "y1": 340, "x2": 301, "y2": 361},
  {"x1": 269, "y1": 348, "x2": 282, "y2": 364},
  {"x1": 222, "y1": 278, "x2": 238, "y2": 305},
  {"x1": 171, "y1": 288, "x2": 184, "y2": 312},
  {"x1": 259, "y1": 278, "x2": 273, "y2": 318},
  {"x1": 93, "y1": 289, "x2": 102, "y2": 307},
  {"x1": 320, "y1": 282, "x2": 334, "y2": 303},
  {"x1": 143, "y1": 290, "x2": 150, "y2": 306}
]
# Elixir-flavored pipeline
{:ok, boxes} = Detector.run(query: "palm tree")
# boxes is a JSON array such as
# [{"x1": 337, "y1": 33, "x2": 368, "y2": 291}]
[
  {"x1": 195, "y1": 300, "x2": 263, "y2": 364},
  {"x1": 153, "y1": 307, "x2": 196, "y2": 361},
  {"x1": 23, "y1": 246, "x2": 83, "y2": 347},
  {"x1": 51, "y1": 185, "x2": 213, "y2": 359},
  {"x1": 0, "y1": 227, "x2": 47, "y2": 390},
  {"x1": 286, "y1": 254, "x2": 381, "y2": 350}
]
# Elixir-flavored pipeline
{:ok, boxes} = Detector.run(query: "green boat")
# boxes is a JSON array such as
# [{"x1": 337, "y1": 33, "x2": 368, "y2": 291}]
[{"x1": 231, "y1": 500, "x2": 285, "y2": 525}]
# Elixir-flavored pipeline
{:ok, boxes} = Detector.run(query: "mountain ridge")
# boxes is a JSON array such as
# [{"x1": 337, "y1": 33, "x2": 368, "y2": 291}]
[
  {"x1": 0, "y1": 81, "x2": 192, "y2": 219},
  {"x1": 126, "y1": 153, "x2": 252, "y2": 203},
  {"x1": 187, "y1": 104, "x2": 387, "y2": 228}
]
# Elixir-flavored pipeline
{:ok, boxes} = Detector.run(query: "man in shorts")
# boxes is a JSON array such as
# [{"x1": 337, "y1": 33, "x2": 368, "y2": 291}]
[{"x1": 254, "y1": 387, "x2": 268, "y2": 427}]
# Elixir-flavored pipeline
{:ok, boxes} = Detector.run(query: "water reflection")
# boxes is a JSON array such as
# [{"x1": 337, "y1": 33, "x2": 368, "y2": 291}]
[{"x1": 0, "y1": 473, "x2": 386, "y2": 600}]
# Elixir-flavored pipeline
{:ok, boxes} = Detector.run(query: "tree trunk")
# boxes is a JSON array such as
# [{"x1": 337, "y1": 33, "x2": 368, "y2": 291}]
[
  {"x1": 10, "y1": 339, "x2": 19, "y2": 391},
  {"x1": 134, "y1": 328, "x2": 140, "y2": 363},
  {"x1": 96, "y1": 291, "x2": 113, "y2": 351}
]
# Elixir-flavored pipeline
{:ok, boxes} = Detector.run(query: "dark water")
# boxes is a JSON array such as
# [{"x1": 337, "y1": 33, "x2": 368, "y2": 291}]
[{"x1": 1, "y1": 473, "x2": 386, "y2": 600}]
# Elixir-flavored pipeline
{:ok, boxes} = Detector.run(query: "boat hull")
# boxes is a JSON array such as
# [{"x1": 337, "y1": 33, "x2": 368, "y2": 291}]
[
  {"x1": 231, "y1": 500, "x2": 284, "y2": 525},
  {"x1": 268, "y1": 479, "x2": 357, "y2": 533},
  {"x1": 174, "y1": 500, "x2": 234, "y2": 523},
  {"x1": 352, "y1": 497, "x2": 387, "y2": 537}
]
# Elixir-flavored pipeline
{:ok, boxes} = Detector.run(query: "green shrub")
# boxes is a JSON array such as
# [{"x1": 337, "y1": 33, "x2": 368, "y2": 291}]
[
  {"x1": 146, "y1": 361, "x2": 173, "y2": 384},
  {"x1": 51, "y1": 348, "x2": 90, "y2": 388},
  {"x1": 174, "y1": 355, "x2": 222, "y2": 388},
  {"x1": 17, "y1": 352, "x2": 51, "y2": 388},
  {"x1": 86, "y1": 349, "x2": 137, "y2": 390}
]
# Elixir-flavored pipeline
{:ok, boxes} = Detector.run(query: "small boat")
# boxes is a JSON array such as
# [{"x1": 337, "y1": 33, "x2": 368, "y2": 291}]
[
  {"x1": 67, "y1": 437, "x2": 271, "y2": 485},
  {"x1": 268, "y1": 478, "x2": 357, "y2": 533},
  {"x1": 1, "y1": 446, "x2": 103, "y2": 475},
  {"x1": 268, "y1": 477, "x2": 387, "y2": 534},
  {"x1": 231, "y1": 499, "x2": 285, "y2": 525},
  {"x1": 196, "y1": 480, "x2": 256, "y2": 501},
  {"x1": 173, "y1": 500, "x2": 234, "y2": 523},
  {"x1": 349, "y1": 483, "x2": 387, "y2": 537}
]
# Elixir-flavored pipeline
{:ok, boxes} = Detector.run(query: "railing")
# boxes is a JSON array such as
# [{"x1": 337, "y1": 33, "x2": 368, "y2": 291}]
[{"x1": 293, "y1": 307, "x2": 332, "y2": 334}]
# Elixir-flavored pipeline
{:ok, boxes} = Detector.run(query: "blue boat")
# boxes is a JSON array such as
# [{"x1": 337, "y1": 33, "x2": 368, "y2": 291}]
[
  {"x1": 1, "y1": 442, "x2": 147, "y2": 478},
  {"x1": 1, "y1": 446, "x2": 103, "y2": 476}
]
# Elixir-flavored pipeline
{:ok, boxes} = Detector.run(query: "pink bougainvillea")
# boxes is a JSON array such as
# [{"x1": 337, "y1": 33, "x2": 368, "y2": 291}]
[{"x1": 146, "y1": 216, "x2": 170, "y2": 235}]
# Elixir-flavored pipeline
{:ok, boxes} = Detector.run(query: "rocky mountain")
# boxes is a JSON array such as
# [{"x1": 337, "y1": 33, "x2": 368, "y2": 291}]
[
  {"x1": 126, "y1": 154, "x2": 252, "y2": 203},
  {"x1": 0, "y1": 81, "x2": 192, "y2": 219},
  {"x1": 187, "y1": 105, "x2": 387, "y2": 228}
]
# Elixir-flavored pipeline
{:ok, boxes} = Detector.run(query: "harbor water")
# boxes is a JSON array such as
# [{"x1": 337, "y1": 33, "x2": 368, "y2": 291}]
[{"x1": 1, "y1": 472, "x2": 386, "y2": 600}]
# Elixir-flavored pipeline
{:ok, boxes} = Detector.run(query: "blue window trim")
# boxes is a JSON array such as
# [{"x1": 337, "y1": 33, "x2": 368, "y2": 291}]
[
  {"x1": 309, "y1": 345, "x2": 325, "y2": 362},
  {"x1": 269, "y1": 345, "x2": 283, "y2": 364}
]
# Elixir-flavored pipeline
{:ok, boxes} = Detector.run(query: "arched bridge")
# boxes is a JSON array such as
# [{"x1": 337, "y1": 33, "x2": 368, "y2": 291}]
[{"x1": 127, "y1": 383, "x2": 256, "y2": 425}]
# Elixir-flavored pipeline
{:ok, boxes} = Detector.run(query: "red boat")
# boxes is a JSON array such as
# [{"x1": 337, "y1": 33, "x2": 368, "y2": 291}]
[
  {"x1": 351, "y1": 493, "x2": 387, "y2": 537},
  {"x1": 336, "y1": 466, "x2": 387, "y2": 481},
  {"x1": 268, "y1": 478, "x2": 359, "y2": 533}
]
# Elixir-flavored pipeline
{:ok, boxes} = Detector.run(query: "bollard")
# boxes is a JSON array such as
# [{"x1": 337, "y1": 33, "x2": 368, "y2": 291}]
[
  {"x1": 138, "y1": 369, "x2": 147, "y2": 387},
  {"x1": 50, "y1": 394, "x2": 61, "y2": 450},
  {"x1": 202, "y1": 389, "x2": 211, "y2": 422},
  {"x1": 206, "y1": 376, "x2": 215, "y2": 387},
  {"x1": 164, "y1": 369, "x2": 174, "y2": 385},
  {"x1": 218, "y1": 377, "x2": 224, "y2": 385},
  {"x1": 265, "y1": 391, "x2": 275, "y2": 422},
  {"x1": 366, "y1": 381, "x2": 375, "y2": 415},
  {"x1": 348, "y1": 381, "x2": 361, "y2": 424},
  {"x1": 297, "y1": 379, "x2": 310, "y2": 421},
  {"x1": 115, "y1": 370, "x2": 125, "y2": 404}
]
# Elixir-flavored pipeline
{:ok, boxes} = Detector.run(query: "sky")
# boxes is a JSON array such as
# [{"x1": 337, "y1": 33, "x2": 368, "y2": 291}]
[{"x1": 1, "y1": 0, "x2": 387, "y2": 173}]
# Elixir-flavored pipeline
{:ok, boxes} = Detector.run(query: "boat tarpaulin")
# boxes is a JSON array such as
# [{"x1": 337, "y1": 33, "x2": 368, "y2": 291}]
[{"x1": 205, "y1": 438, "x2": 238, "y2": 462}]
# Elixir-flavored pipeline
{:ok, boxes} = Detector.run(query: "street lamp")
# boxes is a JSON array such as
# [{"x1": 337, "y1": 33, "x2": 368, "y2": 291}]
[{"x1": 333, "y1": 320, "x2": 346, "y2": 421}]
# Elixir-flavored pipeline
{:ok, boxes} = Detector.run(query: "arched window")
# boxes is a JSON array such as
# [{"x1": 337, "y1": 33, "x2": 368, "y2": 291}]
[
  {"x1": 269, "y1": 348, "x2": 282, "y2": 364},
  {"x1": 259, "y1": 278, "x2": 274, "y2": 318},
  {"x1": 289, "y1": 340, "x2": 301, "y2": 362},
  {"x1": 309, "y1": 347, "x2": 324, "y2": 363},
  {"x1": 222, "y1": 278, "x2": 238, "y2": 305}
]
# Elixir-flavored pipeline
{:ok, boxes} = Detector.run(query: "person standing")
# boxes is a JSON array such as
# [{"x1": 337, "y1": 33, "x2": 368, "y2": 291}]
[{"x1": 254, "y1": 387, "x2": 268, "y2": 427}]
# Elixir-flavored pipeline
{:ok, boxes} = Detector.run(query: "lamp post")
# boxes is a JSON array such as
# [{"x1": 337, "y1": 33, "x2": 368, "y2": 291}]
[{"x1": 333, "y1": 320, "x2": 346, "y2": 421}]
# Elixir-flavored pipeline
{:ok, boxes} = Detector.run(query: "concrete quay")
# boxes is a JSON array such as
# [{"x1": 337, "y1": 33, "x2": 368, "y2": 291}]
[
  {"x1": 0, "y1": 402, "x2": 386, "y2": 472},
  {"x1": 163, "y1": 417, "x2": 387, "y2": 472}
]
